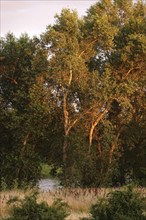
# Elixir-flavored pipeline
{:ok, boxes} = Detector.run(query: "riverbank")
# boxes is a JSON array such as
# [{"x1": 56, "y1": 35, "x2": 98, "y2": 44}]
[{"x1": 1, "y1": 187, "x2": 146, "y2": 220}]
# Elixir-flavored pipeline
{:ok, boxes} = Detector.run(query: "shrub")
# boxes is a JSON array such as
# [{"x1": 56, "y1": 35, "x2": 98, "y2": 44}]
[
  {"x1": 5, "y1": 191, "x2": 69, "y2": 220},
  {"x1": 82, "y1": 185, "x2": 146, "y2": 220},
  {"x1": 41, "y1": 163, "x2": 52, "y2": 178}
]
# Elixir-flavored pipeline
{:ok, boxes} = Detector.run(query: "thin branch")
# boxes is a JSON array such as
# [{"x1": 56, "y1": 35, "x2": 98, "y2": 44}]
[
  {"x1": 67, "y1": 118, "x2": 79, "y2": 134},
  {"x1": 89, "y1": 107, "x2": 109, "y2": 151},
  {"x1": 3, "y1": 75, "x2": 18, "y2": 84},
  {"x1": 68, "y1": 63, "x2": 72, "y2": 86},
  {"x1": 23, "y1": 133, "x2": 29, "y2": 146},
  {"x1": 78, "y1": 39, "x2": 98, "y2": 58},
  {"x1": 89, "y1": 101, "x2": 112, "y2": 152},
  {"x1": 109, "y1": 127, "x2": 123, "y2": 164},
  {"x1": 62, "y1": 87, "x2": 69, "y2": 134},
  {"x1": 123, "y1": 67, "x2": 141, "y2": 78}
]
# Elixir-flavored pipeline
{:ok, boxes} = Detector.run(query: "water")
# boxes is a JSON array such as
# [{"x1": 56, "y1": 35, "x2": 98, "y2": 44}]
[{"x1": 38, "y1": 178, "x2": 60, "y2": 191}]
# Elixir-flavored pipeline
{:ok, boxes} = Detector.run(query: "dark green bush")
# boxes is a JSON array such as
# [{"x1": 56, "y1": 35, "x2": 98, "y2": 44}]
[
  {"x1": 5, "y1": 192, "x2": 69, "y2": 220},
  {"x1": 82, "y1": 185, "x2": 146, "y2": 220}
]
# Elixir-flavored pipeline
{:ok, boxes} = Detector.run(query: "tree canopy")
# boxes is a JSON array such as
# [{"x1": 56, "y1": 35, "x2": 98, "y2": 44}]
[{"x1": 0, "y1": 0, "x2": 146, "y2": 188}]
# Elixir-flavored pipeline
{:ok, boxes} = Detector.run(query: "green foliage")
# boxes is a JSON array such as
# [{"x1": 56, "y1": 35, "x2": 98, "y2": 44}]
[
  {"x1": 0, "y1": 33, "x2": 48, "y2": 189},
  {"x1": 1, "y1": 0, "x2": 146, "y2": 188},
  {"x1": 5, "y1": 192, "x2": 69, "y2": 220},
  {"x1": 41, "y1": 163, "x2": 52, "y2": 178},
  {"x1": 40, "y1": 163, "x2": 62, "y2": 179},
  {"x1": 83, "y1": 186, "x2": 146, "y2": 220}
]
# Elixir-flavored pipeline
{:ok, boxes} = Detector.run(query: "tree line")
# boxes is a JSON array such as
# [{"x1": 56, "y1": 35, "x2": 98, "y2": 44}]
[{"x1": 0, "y1": 0, "x2": 146, "y2": 188}]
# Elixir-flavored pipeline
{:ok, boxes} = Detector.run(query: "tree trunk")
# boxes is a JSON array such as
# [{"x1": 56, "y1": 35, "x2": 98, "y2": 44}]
[
  {"x1": 109, "y1": 131, "x2": 121, "y2": 164},
  {"x1": 63, "y1": 133, "x2": 68, "y2": 186},
  {"x1": 89, "y1": 107, "x2": 109, "y2": 153},
  {"x1": 15, "y1": 133, "x2": 29, "y2": 181}
]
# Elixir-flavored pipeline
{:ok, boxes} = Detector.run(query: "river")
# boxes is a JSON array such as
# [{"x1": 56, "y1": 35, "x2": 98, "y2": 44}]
[{"x1": 38, "y1": 178, "x2": 60, "y2": 191}]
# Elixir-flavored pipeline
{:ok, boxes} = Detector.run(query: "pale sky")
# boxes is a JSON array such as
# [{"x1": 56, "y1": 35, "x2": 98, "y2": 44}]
[{"x1": 1, "y1": 0, "x2": 97, "y2": 37}]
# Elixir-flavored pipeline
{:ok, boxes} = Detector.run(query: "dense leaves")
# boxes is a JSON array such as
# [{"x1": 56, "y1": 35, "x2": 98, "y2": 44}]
[
  {"x1": 5, "y1": 192, "x2": 69, "y2": 220},
  {"x1": 0, "y1": 0, "x2": 146, "y2": 188},
  {"x1": 0, "y1": 34, "x2": 48, "y2": 188},
  {"x1": 82, "y1": 185, "x2": 146, "y2": 220}
]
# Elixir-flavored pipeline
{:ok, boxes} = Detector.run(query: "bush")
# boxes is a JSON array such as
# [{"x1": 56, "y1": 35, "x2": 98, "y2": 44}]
[
  {"x1": 82, "y1": 185, "x2": 146, "y2": 220},
  {"x1": 41, "y1": 163, "x2": 52, "y2": 178},
  {"x1": 5, "y1": 192, "x2": 69, "y2": 220}
]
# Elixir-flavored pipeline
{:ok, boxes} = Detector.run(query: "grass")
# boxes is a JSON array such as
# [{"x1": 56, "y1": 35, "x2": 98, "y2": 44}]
[{"x1": 1, "y1": 187, "x2": 146, "y2": 220}]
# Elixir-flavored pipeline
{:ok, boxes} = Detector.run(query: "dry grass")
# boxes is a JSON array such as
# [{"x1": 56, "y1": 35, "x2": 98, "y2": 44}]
[
  {"x1": 40, "y1": 188, "x2": 108, "y2": 211},
  {"x1": 66, "y1": 212, "x2": 91, "y2": 220},
  {"x1": 0, "y1": 189, "x2": 28, "y2": 218},
  {"x1": 1, "y1": 187, "x2": 146, "y2": 220},
  {"x1": 0, "y1": 188, "x2": 107, "y2": 219}
]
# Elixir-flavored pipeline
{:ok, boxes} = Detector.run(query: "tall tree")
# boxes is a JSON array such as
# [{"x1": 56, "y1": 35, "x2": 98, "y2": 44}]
[
  {"x1": 0, "y1": 33, "x2": 49, "y2": 187},
  {"x1": 43, "y1": 9, "x2": 90, "y2": 184}
]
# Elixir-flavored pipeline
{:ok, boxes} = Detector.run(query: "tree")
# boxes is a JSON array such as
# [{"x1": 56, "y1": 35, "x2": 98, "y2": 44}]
[
  {"x1": 1, "y1": 0, "x2": 146, "y2": 188},
  {"x1": 42, "y1": 9, "x2": 92, "y2": 185},
  {"x1": 0, "y1": 33, "x2": 49, "y2": 187},
  {"x1": 80, "y1": 0, "x2": 146, "y2": 185},
  {"x1": 41, "y1": 0, "x2": 146, "y2": 186}
]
